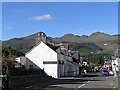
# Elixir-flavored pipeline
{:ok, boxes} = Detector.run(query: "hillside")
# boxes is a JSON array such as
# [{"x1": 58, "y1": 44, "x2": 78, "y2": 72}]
[
  {"x1": 52, "y1": 32, "x2": 118, "y2": 43},
  {"x1": 2, "y1": 32, "x2": 119, "y2": 54},
  {"x1": 2, "y1": 33, "x2": 37, "y2": 53},
  {"x1": 52, "y1": 32, "x2": 119, "y2": 53}
]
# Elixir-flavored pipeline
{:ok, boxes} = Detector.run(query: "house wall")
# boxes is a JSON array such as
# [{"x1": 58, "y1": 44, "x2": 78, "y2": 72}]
[
  {"x1": 16, "y1": 57, "x2": 26, "y2": 65},
  {"x1": 16, "y1": 57, "x2": 40, "y2": 69},
  {"x1": 57, "y1": 54, "x2": 79, "y2": 77},
  {"x1": 25, "y1": 58, "x2": 40, "y2": 69},
  {"x1": 16, "y1": 41, "x2": 79, "y2": 78},
  {"x1": 25, "y1": 41, "x2": 58, "y2": 78},
  {"x1": 57, "y1": 54, "x2": 65, "y2": 77},
  {"x1": 118, "y1": 58, "x2": 120, "y2": 70},
  {"x1": 111, "y1": 58, "x2": 120, "y2": 72},
  {"x1": 43, "y1": 64, "x2": 58, "y2": 78},
  {"x1": 65, "y1": 60, "x2": 79, "y2": 76}
]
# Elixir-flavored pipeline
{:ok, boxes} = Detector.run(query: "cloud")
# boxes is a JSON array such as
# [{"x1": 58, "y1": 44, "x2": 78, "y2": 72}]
[{"x1": 32, "y1": 14, "x2": 53, "y2": 21}]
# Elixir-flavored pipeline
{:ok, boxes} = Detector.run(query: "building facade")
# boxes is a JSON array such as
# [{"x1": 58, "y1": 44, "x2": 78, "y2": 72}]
[
  {"x1": 16, "y1": 41, "x2": 79, "y2": 78},
  {"x1": 111, "y1": 49, "x2": 120, "y2": 72}
]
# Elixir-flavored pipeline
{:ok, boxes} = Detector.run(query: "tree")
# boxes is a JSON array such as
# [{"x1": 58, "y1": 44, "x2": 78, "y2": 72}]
[{"x1": 2, "y1": 46, "x2": 25, "y2": 71}]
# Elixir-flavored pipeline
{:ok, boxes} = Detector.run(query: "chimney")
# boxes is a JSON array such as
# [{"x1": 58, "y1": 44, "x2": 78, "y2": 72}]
[
  {"x1": 36, "y1": 32, "x2": 47, "y2": 44},
  {"x1": 36, "y1": 32, "x2": 41, "y2": 44}
]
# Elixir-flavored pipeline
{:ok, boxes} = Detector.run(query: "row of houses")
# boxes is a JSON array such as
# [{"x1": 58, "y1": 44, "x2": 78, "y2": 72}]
[
  {"x1": 16, "y1": 32, "x2": 82, "y2": 78},
  {"x1": 103, "y1": 49, "x2": 120, "y2": 73},
  {"x1": 111, "y1": 49, "x2": 120, "y2": 72}
]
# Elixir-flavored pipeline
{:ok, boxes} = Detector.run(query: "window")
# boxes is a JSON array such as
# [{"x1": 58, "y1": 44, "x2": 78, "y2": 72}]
[{"x1": 29, "y1": 65, "x2": 33, "y2": 69}]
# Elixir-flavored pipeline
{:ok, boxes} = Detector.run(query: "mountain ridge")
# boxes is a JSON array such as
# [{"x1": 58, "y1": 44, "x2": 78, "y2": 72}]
[
  {"x1": 2, "y1": 32, "x2": 119, "y2": 41},
  {"x1": 52, "y1": 32, "x2": 118, "y2": 43},
  {"x1": 2, "y1": 32, "x2": 119, "y2": 54}
]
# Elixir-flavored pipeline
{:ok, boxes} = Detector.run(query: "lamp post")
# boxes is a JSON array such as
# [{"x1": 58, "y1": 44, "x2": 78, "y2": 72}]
[
  {"x1": 103, "y1": 43, "x2": 107, "y2": 53},
  {"x1": 90, "y1": 52, "x2": 94, "y2": 63},
  {"x1": 103, "y1": 43, "x2": 108, "y2": 61}
]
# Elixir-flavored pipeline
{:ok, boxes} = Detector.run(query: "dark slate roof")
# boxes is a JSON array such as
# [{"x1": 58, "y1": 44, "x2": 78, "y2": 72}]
[
  {"x1": 72, "y1": 57, "x2": 78, "y2": 63},
  {"x1": 46, "y1": 43, "x2": 60, "y2": 51}
]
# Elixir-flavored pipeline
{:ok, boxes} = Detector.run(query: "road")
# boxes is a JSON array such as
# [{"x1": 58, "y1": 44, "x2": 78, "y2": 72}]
[
  {"x1": 0, "y1": 79, "x2": 1, "y2": 89},
  {"x1": 10, "y1": 73, "x2": 119, "y2": 90}
]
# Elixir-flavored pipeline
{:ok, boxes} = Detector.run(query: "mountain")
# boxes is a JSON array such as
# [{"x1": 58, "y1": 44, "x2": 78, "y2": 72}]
[
  {"x1": 2, "y1": 33, "x2": 37, "y2": 53},
  {"x1": 2, "y1": 32, "x2": 119, "y2": 54},
  {"x1": 52, "y1": 32, "x2": 118, "y2": 43},
  {"x1": 53, "y1": 32, "x2": 119, "y2": 53}
]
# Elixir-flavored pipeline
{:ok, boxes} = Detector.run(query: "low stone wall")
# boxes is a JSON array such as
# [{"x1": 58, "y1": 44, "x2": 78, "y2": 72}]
[{"x1": 9, "y1": 75, "x2": 52, "y2": 88}]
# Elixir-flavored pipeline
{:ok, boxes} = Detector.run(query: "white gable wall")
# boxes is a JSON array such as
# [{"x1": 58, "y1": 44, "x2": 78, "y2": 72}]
[
  {"x1": 25, "y1": 41, "x2": 58, "y2": 77},
  {"x1": 43, "y1": 64, "x2": 58, "y2": 78}
]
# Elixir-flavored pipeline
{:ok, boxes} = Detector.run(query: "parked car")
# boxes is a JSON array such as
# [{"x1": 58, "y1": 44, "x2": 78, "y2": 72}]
[{"x1": 102, "y1": 69, "x2": 109, "y2": 76}]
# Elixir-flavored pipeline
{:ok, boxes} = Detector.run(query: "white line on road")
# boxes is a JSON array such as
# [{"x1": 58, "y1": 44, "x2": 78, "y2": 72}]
[
  {"x1": 74, "y1": 78, "x2": 93, "y2": 90},
  {"x1": 25, "y1": 86, "x2": 31, "y2": 88},
  {"x1": 74, "y1": 84, "x2": 86, "y2": 90},
  {"x1": 78, "y1": 84, "x2": 86, "y2": 88},
  {"x1": 86, "y1": 81, "x2": 90, "y2": 83}
]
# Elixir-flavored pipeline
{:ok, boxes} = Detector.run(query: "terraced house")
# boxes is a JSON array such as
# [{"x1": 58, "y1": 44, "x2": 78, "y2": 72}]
[{"x1": 16, "y1": 32, "x2": 81, "y2": 78}]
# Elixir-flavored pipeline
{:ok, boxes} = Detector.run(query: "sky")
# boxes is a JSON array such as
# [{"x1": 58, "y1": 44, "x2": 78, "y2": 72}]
[
  {"x1": 0, "y1": 2, "x2": 2, "y2": 40},
  {"x1": 2, "y1": 0, "x2": 120, "y2": 2},
  {"x1": 2, "y1": 2, "x2": 118, "y2": 40}
]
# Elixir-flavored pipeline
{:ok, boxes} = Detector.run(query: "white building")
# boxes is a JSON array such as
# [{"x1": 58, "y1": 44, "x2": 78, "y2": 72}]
[
  {"x1": 16, "y1": 41, "x2": 79, "y2": 78},
  {"x1": 111, "y1": 57, "x2": 120, "y2": 72},
  {"x1": 111, "y1": 49, "x2": 120, "y2": 72}
]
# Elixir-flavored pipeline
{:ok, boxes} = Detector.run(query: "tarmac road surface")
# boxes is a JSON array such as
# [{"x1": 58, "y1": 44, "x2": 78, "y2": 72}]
[{"x1": 9, "y1": 73, "x2": 119, "y2": 90}]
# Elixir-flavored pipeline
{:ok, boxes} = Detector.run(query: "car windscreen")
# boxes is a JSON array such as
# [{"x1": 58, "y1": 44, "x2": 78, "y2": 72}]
[{"x1": 103, "y1": 70, "x2": 108, "y2": 72}]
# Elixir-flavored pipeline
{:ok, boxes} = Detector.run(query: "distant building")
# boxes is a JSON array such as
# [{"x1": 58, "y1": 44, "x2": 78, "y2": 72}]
[
  {"x1": 111, "y1": 49, "x2": 120, "y2": 72},
  {"x1": 114, "y1": 49, "x2": 120, "y2": 58}
]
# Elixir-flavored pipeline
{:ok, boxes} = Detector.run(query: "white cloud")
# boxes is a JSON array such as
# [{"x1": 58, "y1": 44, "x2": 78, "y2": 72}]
[{"x1": 32, "y1": 14, "x2": 53, "y2": 21}]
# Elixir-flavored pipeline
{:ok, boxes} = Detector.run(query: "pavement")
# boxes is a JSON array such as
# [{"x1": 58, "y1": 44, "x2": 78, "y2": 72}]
[{"x1": 8, "y1": 72, "x2": 119, "y2": 90}]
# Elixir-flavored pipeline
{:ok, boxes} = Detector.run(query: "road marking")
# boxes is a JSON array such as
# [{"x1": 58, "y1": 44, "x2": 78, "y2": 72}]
[
  {"x1": 75, "y1": 78, "x2": 93, "y2": 90},
  {"x1": 77, "y1": 84, "x2": 86, "y2": 88},
  {"x1": 113, "y1": 87, "x2": 117, "y2": 90},
  {"x1": 74, "y1": 83, "x2": 86, "y2": 90},
  {"x1": 86, "y1": 78, "x2": 93, "y2": 84},
  {"x1": 25, "y1": 86, "x2": 31, "y2": 88},
  {"x1": 25, "y1": 86, "x2": 33, "y2": 88},
  {"x1": 86, "y1": 81, "x2": 90, "y2": 83}
]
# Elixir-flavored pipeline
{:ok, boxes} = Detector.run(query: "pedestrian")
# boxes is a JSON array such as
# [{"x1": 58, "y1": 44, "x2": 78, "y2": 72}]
[
  {"x1": 113, "y1": 64, "x2": 117, "y2": 77},
  {"x1": 116, "y1": 65, "x2": 119, "y2": 73},
  {"x1": 84, "y1": 69, "x2": 87, "y2": 74}
]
